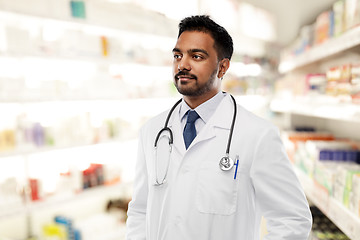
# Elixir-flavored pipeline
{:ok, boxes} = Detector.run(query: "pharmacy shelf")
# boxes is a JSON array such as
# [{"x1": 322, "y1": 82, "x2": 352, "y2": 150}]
[
  {"x1": 0, "y1": 182, "x2": 129, "y2": 220},
  {"x1": 270, "y1": 97, "x2": 360, "y2": 123},
  {"x1": 0, "y1": 97, "x2": 179, "y2": 158},
  {"x1": 0, "y1": 138, "x2": 131, "y2": 158},
  {"x1": 27, "y1": 182, "x2": 129, "y2": 212},
  {"x1": 295, "y1": 168, "x2": 360, "y2": 240},
  {"x1": 0, "y1": 96, "x2": 178, "y2": 104},
  {"x1": 0, "y1": 9, "x2": 176, "y2": 40},
  {"x1": 279, "y1": 26, "x2": 360, "y2": 73},
  {"x1": 0, "y1": 49, "x2": 171, "y2": 69},
  {"x1": 0, "y1": 52, "x2": 126, "y2": 68}
]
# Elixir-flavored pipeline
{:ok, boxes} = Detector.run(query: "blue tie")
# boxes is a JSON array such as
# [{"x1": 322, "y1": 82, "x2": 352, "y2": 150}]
[{"x1": 183, "y1": 110, "x2": 200, "y2": 149}]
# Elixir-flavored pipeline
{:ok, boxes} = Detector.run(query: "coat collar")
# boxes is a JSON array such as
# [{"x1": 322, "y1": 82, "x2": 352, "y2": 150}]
[{"x1": 205, "y1": 93, "x2": 234, "y2": 130}]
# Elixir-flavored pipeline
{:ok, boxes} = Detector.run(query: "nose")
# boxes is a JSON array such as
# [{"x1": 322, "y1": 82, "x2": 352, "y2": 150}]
[{"x1": 177, "y1": 56, "x2": 191, "y2": 72}]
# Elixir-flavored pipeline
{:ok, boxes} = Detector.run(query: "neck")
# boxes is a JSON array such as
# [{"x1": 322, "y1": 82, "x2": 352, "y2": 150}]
[{"x1": 183, "y1": 91, "x2": 220, "y2": 109}]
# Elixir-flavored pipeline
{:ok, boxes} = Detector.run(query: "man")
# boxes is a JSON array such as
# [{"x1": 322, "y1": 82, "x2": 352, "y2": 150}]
[{"x1": 126, "y1": 15, "x2": 312, "y2": 240}]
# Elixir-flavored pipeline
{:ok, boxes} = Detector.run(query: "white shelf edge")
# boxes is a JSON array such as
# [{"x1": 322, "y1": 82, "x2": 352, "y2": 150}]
[
  {"x1": 0, "y1": 182, "x2": 130, "y2": 220},
  {"x1": 295, "y1": 168, "x2": 360, "y2": 239},
  {"x1": 270, "y1": 98, "x2": 360, "y2": 123},
  {"x1": 0, "y1": 51, "x2": 171, "y2": 67},
  {"x1": 0, "y1": 138, "x2": 135, "y2": 158},
  {"x1": 0, "y1": 96, "x2": 178, "y2": 104},
  {"x1": 0, "y1": 9, "x2": 175, "y2": 40},
  {"x1": 279, "y1": 26, "x2": 360, "y2": 73}
]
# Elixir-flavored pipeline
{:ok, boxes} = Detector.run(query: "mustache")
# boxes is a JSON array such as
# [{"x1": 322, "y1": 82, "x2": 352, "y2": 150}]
[{"x1": 175, "y1": 71, "x2": 197, "y2": 80}]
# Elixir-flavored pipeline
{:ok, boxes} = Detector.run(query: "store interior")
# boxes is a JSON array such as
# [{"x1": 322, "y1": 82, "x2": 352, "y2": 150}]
[{"x1": 0, "y1": 0, "x2": 360, "y2": 239}]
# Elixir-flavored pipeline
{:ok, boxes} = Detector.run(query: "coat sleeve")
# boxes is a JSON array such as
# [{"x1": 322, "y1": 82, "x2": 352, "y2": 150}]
[
  {"x1": 250, "y1": 126, "x2": 312, "y2": 240},
  {"x1": 126, "y1": 128, "x2": 148, "y2": 240}
]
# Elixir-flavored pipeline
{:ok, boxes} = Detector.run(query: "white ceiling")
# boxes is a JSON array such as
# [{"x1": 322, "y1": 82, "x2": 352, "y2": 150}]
[
  {"x1": 110, "y1": 0, "x2": 339, "y2": 53},
  {"x1": 240, "y1": 0, "x2": 338, "y2": 46}
]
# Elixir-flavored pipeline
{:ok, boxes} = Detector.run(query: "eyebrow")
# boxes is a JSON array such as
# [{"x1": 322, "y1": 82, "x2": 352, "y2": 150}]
[{"x1": 172, "y1": 48, "x2": 209, "y2": 57}]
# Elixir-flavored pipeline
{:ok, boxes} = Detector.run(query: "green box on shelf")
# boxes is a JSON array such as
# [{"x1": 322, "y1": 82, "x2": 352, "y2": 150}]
[
  {"x1": 343, "y1": 188, "x2": 351, "y2": 208},
  {"x1": 70, "y1": 0, "x2": 86, "y2": 19},
  {"x1": 314, "y1": 167, "x2": 334, "y2": 196},
  {"x1": 345, "y1": 169, "x2": 360, "y2": 191}
]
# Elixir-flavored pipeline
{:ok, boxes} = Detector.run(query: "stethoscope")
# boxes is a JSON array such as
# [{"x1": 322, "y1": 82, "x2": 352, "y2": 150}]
[{"x1": 153, "y1": 93, "x2": 238, "y2": 186}]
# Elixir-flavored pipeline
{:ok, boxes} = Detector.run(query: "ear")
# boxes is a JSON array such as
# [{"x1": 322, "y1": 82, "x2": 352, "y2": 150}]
[{"x1": 217, "y1": 58, "x2": 230, "y2": 79}]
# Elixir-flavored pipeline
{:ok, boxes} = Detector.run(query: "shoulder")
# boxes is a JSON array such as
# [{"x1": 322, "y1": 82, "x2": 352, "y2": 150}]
[
  {"x1": 139, "y1": 105, "x2": 178, "y2": 144},
  {"x1": 140, "y1": 109, "x2": 169, "y2": 134}
]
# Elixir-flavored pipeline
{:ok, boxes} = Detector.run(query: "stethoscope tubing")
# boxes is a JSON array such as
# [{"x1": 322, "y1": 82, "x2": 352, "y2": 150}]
[
  {"x1": 226, "y1": 94, "x2": 237, "y2": 156},
  {"x1": 154, "y1": 93, "x2": 237, "y2": 152},
  {"x1": 153, "y1": 93, "x2": 237, "y2": 185},
  {"x1": 154, "y1": 99, "x2": 182, "y2": 148}
]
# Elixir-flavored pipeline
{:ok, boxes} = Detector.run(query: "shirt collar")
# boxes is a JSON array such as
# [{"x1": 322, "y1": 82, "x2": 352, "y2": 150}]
[{"x1": 179, "y1": 91, "x2": 226, "y2": 123}]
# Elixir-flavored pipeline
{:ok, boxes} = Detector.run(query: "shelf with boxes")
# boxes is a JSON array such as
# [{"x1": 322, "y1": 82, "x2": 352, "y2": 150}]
[
  {"x1": 275, "y1": 1, "x2": 360, "y2": 239},
  {"x1": 0, "y1": 6, "x2": 176, "y2": 102},
  {"x1": 0, "y1": 139, "x2": 134, "y2": 239},
  {"x1": 296, "y1": 168, "x2": 360, "y2": 239},
  {"x1": 0, "y1": 97, "x2": 176, "y2": 235},
  {"x1": 279, "y1": 0, "x2": 360, "y2": 74},
  {"x1": 0, "y1": 98, "x2": 178, "y2": 157},
  {"x1": 281, "y1": 130, "x2": 360, "y2": 239},
  {"x1": 279, "y1": 25, "x2": 360, "y2": 73},
  {"x1": 0, "y1": 181, "x2": 129, "y2": 220},
  {"x1": 0, "y1": 140, "x2": 135, "y2": 218},
  {"x1": 0, "y1": 2, "x2": 178, "y2": 239},
  {"x1": 275, "y1": 0, "x2": 360, "y2": 121},
  {"x1": 276, "y1": 40, "x2": 360, "y2": 110},
  {"x1": 270, "y1": 96, "x2": 360, "y2": 123},
  {"x1": 0, "y1": 5, "x2": 175, "y2": 63}
]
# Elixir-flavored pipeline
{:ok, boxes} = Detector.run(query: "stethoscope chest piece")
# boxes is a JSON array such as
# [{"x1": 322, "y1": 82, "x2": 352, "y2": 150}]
[{"x1": 219, "y1": 155, "x2": 234, "y2": 171}]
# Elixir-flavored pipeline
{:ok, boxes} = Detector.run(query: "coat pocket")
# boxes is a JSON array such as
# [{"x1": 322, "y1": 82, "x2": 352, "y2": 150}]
[{"x1": 196, "y1": 162, "x2": 239, "y2": 215}]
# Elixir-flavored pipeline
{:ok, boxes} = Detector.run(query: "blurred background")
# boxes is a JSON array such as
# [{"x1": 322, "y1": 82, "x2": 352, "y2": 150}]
[{"x1": 0, "y1": 0, "x2": 360, "y2": 239}]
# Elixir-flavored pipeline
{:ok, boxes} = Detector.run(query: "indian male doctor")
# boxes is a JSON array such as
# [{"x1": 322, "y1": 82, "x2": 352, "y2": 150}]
[{"x1": 126, "y1": 15, "x2": 312, "y2": 240}]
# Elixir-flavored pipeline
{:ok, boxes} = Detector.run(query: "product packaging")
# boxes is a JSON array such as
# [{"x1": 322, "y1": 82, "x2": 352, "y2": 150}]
[
  {"x1": 345, "y1": 0, "x2": 360, "y2": 29},
  {"x1": 43, "y1": 223, "x2": 67, "y2": 240},
  {"x1": 326, "y1": 64, "x2": 352, "y2": 98},
  {"x1": 351, "y1": 63, "x2": 360, "y2": 103},
  {"x1": 333, "y1": 0, "x2": 346, "y2": 36},
  {"x1": 315, "y1": 11, "x2": 331, "y2": 45},
  {"x1": 351, "y1": 173, "x2": 360, "y2": 216},
  {"x1": 326, "y1": 66, "x2": 341, "y2": 96},
  {"x1": 70, "y1": 1, "x2": 86, "y2": 19},
  {"x1": 55, "y1": 216, "x2": 74, "y2": 240},
  {"x1": 82, "y1": 163, "x2": 104, "y2": 189},
  {"x1": 0, "y1": 129, "x2": 16, "y2": 152},
  {"x1": 305, "y1": 74, "x2": 327, "y2": 95},
  {"x1": 29, "y1": 178, "x2": 40, "y2": 201}
]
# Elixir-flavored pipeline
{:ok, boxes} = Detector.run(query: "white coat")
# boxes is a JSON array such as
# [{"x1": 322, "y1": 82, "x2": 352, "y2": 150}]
[{"x1": 126, "y1": 94, "x2": 312, "y2": 240}]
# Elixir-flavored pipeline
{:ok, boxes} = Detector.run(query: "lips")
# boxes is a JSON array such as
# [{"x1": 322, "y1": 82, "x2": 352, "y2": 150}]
[
  {"x1": 175, "y1": 71, "x2": 197, "y2": 81},
  {"x1": 177, "y1": 75, "x2": 195, "y2": 80}
]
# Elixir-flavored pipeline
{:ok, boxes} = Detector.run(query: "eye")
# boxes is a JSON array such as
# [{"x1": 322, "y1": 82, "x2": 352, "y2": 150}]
[
  {"x1": 193, "y1": 54, "x2": 203, "y2": 60},
  {"x1": 173, "y1": 54, "x2": 182, "y2": 60}
]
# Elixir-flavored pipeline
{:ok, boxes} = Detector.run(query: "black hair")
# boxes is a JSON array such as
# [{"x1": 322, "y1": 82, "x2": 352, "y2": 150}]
[{"x1": 178, "y1": 15, "x2": 234, "y2": 61}]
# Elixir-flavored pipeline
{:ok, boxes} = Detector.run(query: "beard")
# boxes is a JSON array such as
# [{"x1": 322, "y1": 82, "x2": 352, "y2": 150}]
[{"x1": 174, "y1": 69, "x2": 218, "y2": 97}]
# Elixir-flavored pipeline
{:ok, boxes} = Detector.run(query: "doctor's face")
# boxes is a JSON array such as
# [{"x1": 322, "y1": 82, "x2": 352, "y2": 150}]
[{"x1": 172, "y1": 31, "x2": 221, "y2": 100}]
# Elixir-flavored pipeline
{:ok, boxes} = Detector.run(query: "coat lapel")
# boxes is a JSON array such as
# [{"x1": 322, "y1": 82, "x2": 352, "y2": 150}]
[
  {"x1": 189, "y1": 94, "x2": 233, "y2": 149},
  {"x1": 168, "y1": 105, "x2": 186, "y2": 156}
]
